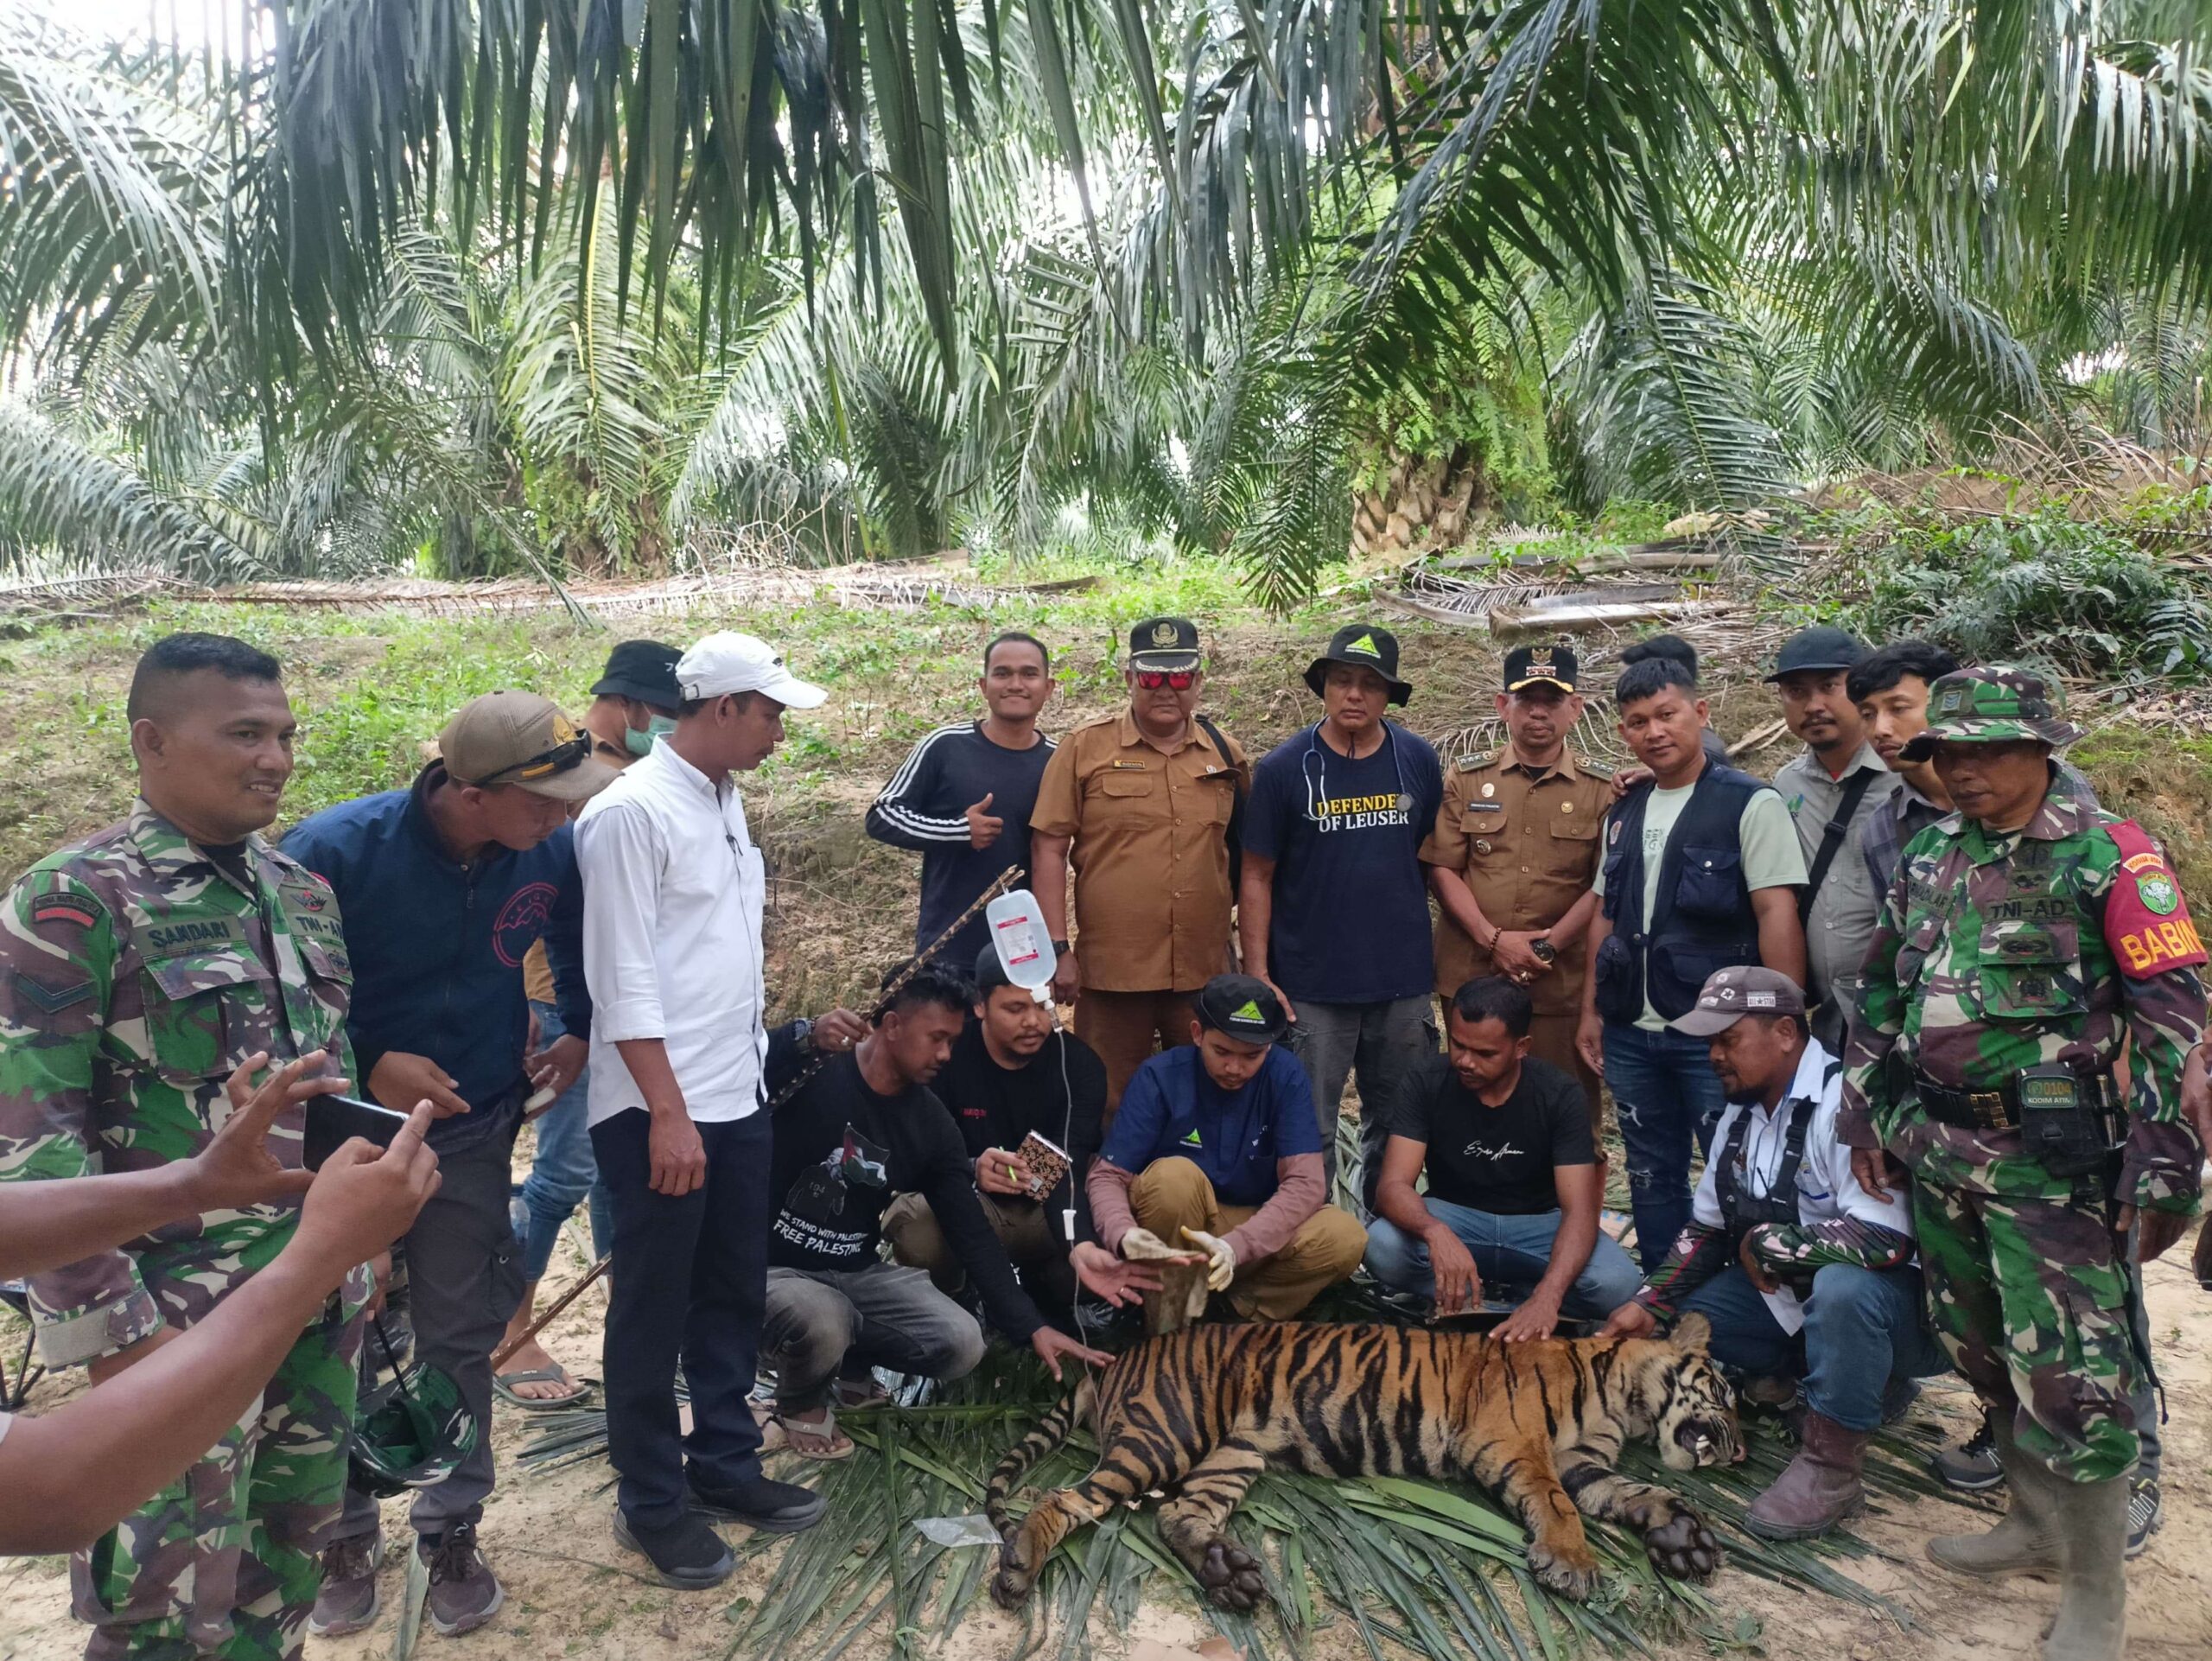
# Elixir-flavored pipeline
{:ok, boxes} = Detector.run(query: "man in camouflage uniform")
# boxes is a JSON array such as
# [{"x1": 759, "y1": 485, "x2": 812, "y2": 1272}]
[
  {"x1": 1842, "y1": 666, "x2": 2205, "y2": 1661},
  {"x1": 0, "y1": 633, "x2": 365, "y2": 1661}
]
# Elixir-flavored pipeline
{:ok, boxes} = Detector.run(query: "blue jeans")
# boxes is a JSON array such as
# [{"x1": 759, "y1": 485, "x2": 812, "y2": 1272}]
[
  {"x1": 1681, "y1": 1262, "x2": 1949, "y2": 1432},
  {"x1": 516, "y1": 1000, "x2": 612, "y2": 1284},
  {"x1": 1602, "y1": 1024, "x2": 1727, "y2": 1271},
  {"x1": 1363, "y1": 1197, "x2": 1644, "y2": 1317}
]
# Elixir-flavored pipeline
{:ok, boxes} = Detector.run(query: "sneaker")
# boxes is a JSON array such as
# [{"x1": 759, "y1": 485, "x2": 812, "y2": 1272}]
[
  {"x1": 686, "y1": 1472, "x2": 828, "y2": 1535},
  {"x1": 308, "y1": 1531, "x2": 382, "y2": 1638},
  {"x1": 613, "y1": 1506, "x2": 735, "y2": 1588},
  {"x1": 419, "y1": 1523, "x2": 505, "y2": 1637},
  {"x1": 1930, "y1": 1410, "x2": 2006, "y2": 1493},
  {"x1": 2126, "y1": 1474, "x2": 2161, "y2": 1559}
]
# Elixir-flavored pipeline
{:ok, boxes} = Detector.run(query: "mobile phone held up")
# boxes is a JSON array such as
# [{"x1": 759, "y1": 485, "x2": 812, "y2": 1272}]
[{"x1": 303, "y1": 1094, "x2": 411, "y2": 1172}]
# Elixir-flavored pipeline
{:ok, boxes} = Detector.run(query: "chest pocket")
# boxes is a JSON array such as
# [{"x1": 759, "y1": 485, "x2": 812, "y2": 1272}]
[
  {"x1": 1548, "y1": 811, "x2": 1601, "y2": 876},
  {"x1": 1973, "y1": 920, "x2": 2086, "y2": 1021},
  {"x1": 1095, "y1": 771, "x2": 1156, "y2": 804},
  {"x1": 1189, "y1": 768, "x2": 1237, "y2": 825},
  {"x1": 141, "y1": 952, "x2": 283, "y2": 1084},
  {"x1": 1675, "y1": 844, "x2": 1745, "y2": 920},
  {"x1": 1894, "y1": 909, "x2": 1945, "y2": 988}
]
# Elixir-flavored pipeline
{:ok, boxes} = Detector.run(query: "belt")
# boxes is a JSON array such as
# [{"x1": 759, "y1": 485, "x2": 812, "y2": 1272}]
[
  {"x1": 1911, "y1": 1071, "x2": 2120, "y2": 1133},
  {"x1": 1911, "y1": 1074, "x2": 2019, "y2": 1131}
]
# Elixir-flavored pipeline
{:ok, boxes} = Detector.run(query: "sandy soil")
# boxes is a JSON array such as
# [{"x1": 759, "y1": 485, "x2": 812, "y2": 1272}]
[{"x1": 4, "y1": 1221, "x2": 2208, "y2": 1661}]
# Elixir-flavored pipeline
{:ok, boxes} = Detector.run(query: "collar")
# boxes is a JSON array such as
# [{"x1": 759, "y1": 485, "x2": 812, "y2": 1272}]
[
  {"x1": 649, "y1": 735, "x2": 734, "y2": 804},
  {"x1": 1116, "y1": 708, "x2": 1196, "y2": 755},
  {"x1": 1959, "y1": 783, "x2": 2096, "y2": 862},
  {"x1": 1790, "y1": 739, "x2": 1887, "y2": 783},
  {"x1": 1751, "y1": 1038, "x2": 1839, "y2": 1121},
  {"x1": 126, "y1": 799, "x2": 274, "y2": 896},
  {"x1": 1502, "y1": 745, "x2": 1577, "y2": 780}
]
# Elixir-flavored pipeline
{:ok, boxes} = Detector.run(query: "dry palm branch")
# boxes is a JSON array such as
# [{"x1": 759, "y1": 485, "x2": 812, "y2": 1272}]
[
  {"x1": 492, "y1": 869, "x2": 1022, "y2": 1372},
  {"x1": 518, "y1": 1338, "x2": 1953, "y2": 1661}
]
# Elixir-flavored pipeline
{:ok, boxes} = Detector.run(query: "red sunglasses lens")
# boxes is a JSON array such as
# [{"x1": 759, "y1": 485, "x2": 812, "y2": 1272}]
[{"x1": 1137, "y1": 671, "x2": 1194, "y2": 690}]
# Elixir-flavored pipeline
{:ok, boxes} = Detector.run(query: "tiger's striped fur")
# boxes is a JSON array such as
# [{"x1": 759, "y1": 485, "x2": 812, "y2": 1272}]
[{"x1": 986, "y1": 1316, "x2": 1740, "y2": 1610}]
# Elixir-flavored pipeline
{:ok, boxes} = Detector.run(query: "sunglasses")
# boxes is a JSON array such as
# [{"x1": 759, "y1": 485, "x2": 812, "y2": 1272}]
[
  {"x1": 476, "y1": 733, "x2": 590, "y2": 786},
  {"x1": 1134, "y1": 670, "x2": 1197, "y2": 690}
]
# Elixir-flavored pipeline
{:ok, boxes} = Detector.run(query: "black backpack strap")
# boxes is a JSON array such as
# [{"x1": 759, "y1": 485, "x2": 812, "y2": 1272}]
[
  {"x1": 1193, "y1": 713, "x2": 1246, "y2": 892},
  {"x1": 1799, "y1": 768, "x2": 1879, "y2": 922}
]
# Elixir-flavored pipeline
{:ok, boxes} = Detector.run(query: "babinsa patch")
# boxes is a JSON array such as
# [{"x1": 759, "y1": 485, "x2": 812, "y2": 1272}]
[{"x1": 2103, "y1": 819, "x2": 2208, "y2": 977}]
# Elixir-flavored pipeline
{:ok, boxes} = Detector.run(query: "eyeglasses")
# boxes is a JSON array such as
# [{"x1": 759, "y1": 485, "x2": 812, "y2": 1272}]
[
  {"x1": 1134, "y1": 670, "x2": 1197, "y2": 690},
  {"x1": 475, "y1": 733, "x2": 590, "y2": 786}
]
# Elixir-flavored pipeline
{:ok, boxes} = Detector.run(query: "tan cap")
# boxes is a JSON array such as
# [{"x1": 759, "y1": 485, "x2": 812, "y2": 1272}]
[{"x1": 438, "y1": 691, "x2": 620, "y2": 801}]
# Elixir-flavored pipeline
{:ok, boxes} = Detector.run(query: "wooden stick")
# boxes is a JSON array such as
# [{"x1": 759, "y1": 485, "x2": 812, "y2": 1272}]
[{"x1": 492, "y1": 1254, "x2": 612, "y2": 1371}]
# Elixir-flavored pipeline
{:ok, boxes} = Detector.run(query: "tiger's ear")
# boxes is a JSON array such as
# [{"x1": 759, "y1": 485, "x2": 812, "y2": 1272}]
[{"x1": 1670, "y1": 1313, "x2": 1712, "y2": 1355}]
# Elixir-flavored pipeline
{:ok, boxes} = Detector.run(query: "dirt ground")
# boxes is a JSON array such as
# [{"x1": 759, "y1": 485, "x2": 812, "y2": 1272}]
[{"x1": 4, "y1": 1210, "x2": 2209, "y2": 1661}]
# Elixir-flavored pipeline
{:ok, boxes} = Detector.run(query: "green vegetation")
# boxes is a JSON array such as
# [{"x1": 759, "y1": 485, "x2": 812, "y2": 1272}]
[{"x1": 4, "y1": 5, "x2": 2211, "y2": 602}]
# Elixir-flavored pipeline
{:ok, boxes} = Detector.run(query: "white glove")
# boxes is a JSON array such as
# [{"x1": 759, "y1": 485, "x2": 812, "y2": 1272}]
[
  {"x1": 1180, "y1": 1225, "x2": 1236, "y2": 1292},
  {"x1": 1118, "y1": 1226, "x2": 1179, "y2": 1262}
]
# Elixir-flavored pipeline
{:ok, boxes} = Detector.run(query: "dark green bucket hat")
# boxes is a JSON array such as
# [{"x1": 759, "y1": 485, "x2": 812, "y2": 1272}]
[{"x1": 1898, "y1": 665, "x2": 2082, "y2": 761}]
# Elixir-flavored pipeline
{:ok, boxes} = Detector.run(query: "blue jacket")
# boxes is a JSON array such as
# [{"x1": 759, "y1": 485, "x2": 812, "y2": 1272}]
[{"x1": 282, "y1": 765, "x2": 589, "y2": 1147}]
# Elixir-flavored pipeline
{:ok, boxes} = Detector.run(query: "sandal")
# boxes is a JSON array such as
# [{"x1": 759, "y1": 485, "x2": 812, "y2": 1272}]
[
  {"x1": 493, "y1": 1364, "x2": 595, "y2": 1411},
  {"x1": 832, "y1": 1378, "x2": 891, "y2": 1410},
  {"x1": 772, "y1": 1403, "x2": 855, "y2": 1460}
]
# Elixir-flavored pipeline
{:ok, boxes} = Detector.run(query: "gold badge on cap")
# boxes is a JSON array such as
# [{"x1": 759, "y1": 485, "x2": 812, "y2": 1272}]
[
  {"x1": 1150, "y1": 621, "x2": 1179, "y2": 647},
  {"x1": 1529, "y1": 657, "x2": 1554, "y2": 676},
  {"x1": 552, "y1": 713, "x2": 579, "y2": 742}
]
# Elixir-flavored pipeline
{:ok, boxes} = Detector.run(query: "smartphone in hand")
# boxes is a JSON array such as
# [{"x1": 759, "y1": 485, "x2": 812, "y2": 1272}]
[{"x1": 303, "y1": 1094, "x2": 411, "y2": 1172}]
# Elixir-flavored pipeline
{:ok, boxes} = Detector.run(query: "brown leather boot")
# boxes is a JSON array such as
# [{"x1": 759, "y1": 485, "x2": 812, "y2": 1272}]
[{"x1": 1745, "y1": 1410, "x2": 1870, "y2": 1540}]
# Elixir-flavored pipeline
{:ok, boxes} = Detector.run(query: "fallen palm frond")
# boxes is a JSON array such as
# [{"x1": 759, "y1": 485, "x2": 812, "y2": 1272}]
[{"x1": 520, "y1": 1346, "x2": 1932, "y2": 1661}]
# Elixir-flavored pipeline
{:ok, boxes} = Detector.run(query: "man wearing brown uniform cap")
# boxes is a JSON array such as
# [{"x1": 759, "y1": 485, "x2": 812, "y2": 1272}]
[
  {"x1": 1421, "y1": 646, "x2": 1611, "y2": 1142},
  {"x1": 1030, "y1": 618, "x2": 1249, "y2": 1117}
]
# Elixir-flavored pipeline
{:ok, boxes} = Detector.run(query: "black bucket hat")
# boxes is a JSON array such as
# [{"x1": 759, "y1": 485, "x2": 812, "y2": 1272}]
[{"x1": 1303, "y1": 624, "x2": 1413, "y2": 706}]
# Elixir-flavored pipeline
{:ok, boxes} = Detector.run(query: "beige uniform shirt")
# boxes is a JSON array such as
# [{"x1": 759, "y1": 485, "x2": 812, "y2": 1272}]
[
  {"x1": 1031, "y1": 710, "x2": 1249, "y2": 993},
  {"x1": 1419, "y1": 748, "x2": 1611, "y2": 1014}
]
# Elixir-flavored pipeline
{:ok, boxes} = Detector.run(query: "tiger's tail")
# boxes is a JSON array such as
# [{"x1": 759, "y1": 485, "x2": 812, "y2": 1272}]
[{"x1": 985, "y1": 1373, "x2": 1097, "y2": 1535}]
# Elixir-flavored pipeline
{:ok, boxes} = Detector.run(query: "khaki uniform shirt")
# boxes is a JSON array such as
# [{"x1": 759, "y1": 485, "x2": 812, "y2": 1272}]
[
  {"x1": 1031, "y1": 710, "x2": 1249, "y2": 993},
  {"x1": 1419, "y1": 748, "x2": 1611, "y2": 1013}
]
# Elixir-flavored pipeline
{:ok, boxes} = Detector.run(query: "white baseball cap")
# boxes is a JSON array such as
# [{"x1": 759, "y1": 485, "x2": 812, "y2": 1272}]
[{"x1": 675, "y1": 632, "x2": 828, "y2": 709}]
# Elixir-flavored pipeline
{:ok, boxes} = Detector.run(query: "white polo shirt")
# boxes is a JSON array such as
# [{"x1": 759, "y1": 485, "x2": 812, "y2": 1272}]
[
  {"x1": 1690, "y1": 1038, "x2": 1915, "y2": 1334},
  {"x1": 576, "y1": 740, "x2": 767, "y2": 1123}
]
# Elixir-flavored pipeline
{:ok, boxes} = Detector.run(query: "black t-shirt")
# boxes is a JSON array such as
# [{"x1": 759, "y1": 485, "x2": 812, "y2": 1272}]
[
  {"x1": 865, "y1": 722, "x2": 1057, "y2": 963},
  {"x1": 931, "y1": 1023, "x2": 1106, "y2": 1240},
  {"x1": 764, "y1": 1041, "x2": 1043, "y2": 1339},
  {"x1": 1392, "y1": 1053, "x2": 1594, "y2": 1215}
]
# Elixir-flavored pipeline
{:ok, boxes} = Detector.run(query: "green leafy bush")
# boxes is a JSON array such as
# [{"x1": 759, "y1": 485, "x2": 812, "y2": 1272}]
[{"x1": 1832, "y1": 510, "x2": 2212, "y2": 679}]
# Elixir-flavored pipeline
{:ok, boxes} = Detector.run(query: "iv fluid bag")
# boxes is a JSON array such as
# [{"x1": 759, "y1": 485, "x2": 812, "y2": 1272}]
[{"x1": 985, "y1": 889, "x2": 1056, "y2": 996}]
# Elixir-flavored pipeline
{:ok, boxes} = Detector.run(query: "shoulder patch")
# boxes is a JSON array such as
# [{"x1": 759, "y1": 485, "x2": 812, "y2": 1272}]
[
  {"x1": 1456, "y1": 752, "x2": 1495, "y2": 772},
  {"x1": 10, "y1": 969, "x2": 95, "y2": 1012},
  {"x1": 1579, "y1": 758, "x2": 1614, "y2": 780},
  {"x1": 2102, "y1": 818, "x2": 2207, "y2": 978},
  {"x1": 30, "y1": 894, "x2": 102, "y2": 931}
]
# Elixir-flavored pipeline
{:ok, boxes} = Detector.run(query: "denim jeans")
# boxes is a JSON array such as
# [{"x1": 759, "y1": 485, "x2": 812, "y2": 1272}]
[
  {"x1": 1363, "y1": 1196, "x2": 1645, "y2": 1317},
  {"x1": 1601, "y1": 1023, "x2": 1728, "y2": 1271},
  {"x1": 516, "y1": 999, "x2": 612, "y2": 1283},
  {"x1": 1680, "y1": 1262, "x2": 1949, "y2": 1431},
  {"x1": 1287, "y1": 995, "x2": 1436, "y2": 1209}
]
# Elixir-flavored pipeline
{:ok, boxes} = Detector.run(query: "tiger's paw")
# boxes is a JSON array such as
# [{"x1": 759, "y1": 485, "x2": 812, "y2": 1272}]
[
  {"x1": 1643, "y1": 1509, "x2": 1722, "y2": 1581},
  {"x1": 1526, "y1": 1542, "x2": 1600, "y2": 1601},
  {"x1": 990, "y1": 1540, "x2": 1038, "y2": 1609},
  {"x1": 1197, "y1": 1540, "x2": 1267, "y2": 1612}
]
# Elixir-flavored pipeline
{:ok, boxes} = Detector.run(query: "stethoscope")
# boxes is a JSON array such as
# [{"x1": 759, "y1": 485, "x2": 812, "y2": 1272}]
[{"x1": 1300, "y1": 719, "x2": 1416, "y2": 824}]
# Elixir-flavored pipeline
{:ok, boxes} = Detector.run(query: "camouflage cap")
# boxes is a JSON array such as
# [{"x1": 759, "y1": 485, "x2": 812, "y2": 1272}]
[{"x1": 1897, "y1": 665, "x2": 2082, "y2": 761}]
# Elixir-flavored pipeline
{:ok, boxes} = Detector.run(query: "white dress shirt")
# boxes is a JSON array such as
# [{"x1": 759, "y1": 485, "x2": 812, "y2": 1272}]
[
  {"x1": 576, "y1": 740, "x2": 766, "y2": 1124},
  {"x1": 1689, "y1": 1038, "x2": 1915, "y2": 1334}
]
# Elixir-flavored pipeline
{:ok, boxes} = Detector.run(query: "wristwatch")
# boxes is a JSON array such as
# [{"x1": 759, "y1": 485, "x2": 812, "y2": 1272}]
[
  {"x1": 1050, "y1": 939, "x2": 1071, "y2": 954},
  {"x1": 792, "y1": 1017, "x2": 816, "y2": 1050}
]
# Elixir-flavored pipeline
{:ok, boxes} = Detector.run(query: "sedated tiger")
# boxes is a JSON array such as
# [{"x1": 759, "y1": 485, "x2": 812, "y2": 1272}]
[{"x1": 988, "y1": 1317, "x2": 1742, "y2": 1611}]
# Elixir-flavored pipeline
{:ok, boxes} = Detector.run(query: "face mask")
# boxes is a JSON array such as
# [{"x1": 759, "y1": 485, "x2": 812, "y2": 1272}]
[{"x1": 625, "y1": 715, "x2": 677, "y2": 757}]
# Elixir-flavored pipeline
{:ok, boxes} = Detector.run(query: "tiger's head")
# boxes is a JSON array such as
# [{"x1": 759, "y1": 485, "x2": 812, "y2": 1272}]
[{"x1": 1645, "y1": 1314, "x2": 1743, "y2": 1473}]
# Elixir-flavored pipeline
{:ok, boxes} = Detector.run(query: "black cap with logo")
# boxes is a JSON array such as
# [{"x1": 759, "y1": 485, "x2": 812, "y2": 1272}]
[
  {"x1": 1194, "y1": 974, "x2": 1290, "y2": 1044},
  {"x1": 1303, "y1": 623, "x2": 1413, "y2": 705},
  {"x1": 1128, "y1": 616, "x2": 1202, "y2": 672},
  {"x1": 591, "y1": 640, "x2": 684, "y2": 711},
  {"x1": 1503, "y1": 644, "x2": 1578, "y2": 693}
]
